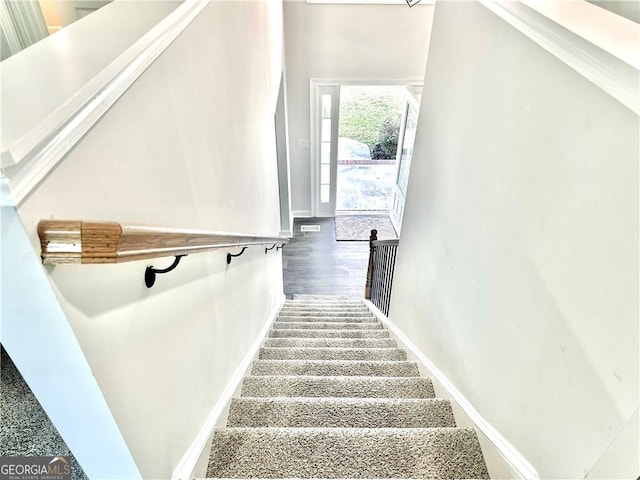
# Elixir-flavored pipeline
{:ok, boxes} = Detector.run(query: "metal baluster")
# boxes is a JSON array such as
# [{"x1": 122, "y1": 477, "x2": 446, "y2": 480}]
[
  {"x1": 375, "y1": 245, "x2": 384, "y2": 313},
  {"x1": 373, "y1": 246, "x2": 382, "y2": 310},
  {"x1": 383, "y1": 245, "x2": 392, "y2": 315},
  {"x1": 385, "y1": 245, "x2": 397, "y2": 316}
]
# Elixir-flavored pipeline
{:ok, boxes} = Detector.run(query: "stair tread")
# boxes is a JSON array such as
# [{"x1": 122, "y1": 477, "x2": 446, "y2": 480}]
[
  {"x1": 207, "y1": 427, "x2": 489, "y2": 479},
  {"x1": 291, "y1": 295, "x2": 359, "y2": 301},
  {"x1": 269, "y1": 329, "x2": 390, "y2": 338},
  {"x1": 251, "y1": 359, "x2": 419, "y2": 377},
  {"x1": 264, "y1": 338, "x2": 397, "y2": 348},
  {"x1": 285, "y1": 303, "x2": 365, "y2": 308},
  {"x1": 278, "y1": 311, "x2": 373, "y2": 316},
  {"x1": 227, "y1": 397, "x2": 456, "y2": 428},
  {"x1": 272, "y1": 322, "x2": 383, "y2": 330},
  {"x1": 259, "y1": 347, "x2": 406, "y2": 361},
  {"x1": 280, "y1": 307, "x2": 371, "y2": 312},
  {"x1": 277, "y1": 316, "x2": 377, "y2": 323},
  {"x1": 241, "y1": 375, "x2": 435, "y2": 398}
]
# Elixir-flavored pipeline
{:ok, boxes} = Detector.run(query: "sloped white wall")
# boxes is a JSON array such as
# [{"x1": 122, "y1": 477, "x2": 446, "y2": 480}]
[
  {"x1": 389, "y1": 2, "x2": 638, "y2": 478},
  {"x1": 8, "y1": 1, "x2": 285, "y2": 478},
  {"x1": 283, "y1": 1, "x2": 434, "y2": 216},
  {"x1": 0, "y1": 0, "x2": 180, "y2": 155}
]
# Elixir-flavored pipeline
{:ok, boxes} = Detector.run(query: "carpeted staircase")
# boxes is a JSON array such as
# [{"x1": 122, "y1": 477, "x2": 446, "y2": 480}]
[{"x1": 206, "y1": 295, "x2": 490, "y2": 479}]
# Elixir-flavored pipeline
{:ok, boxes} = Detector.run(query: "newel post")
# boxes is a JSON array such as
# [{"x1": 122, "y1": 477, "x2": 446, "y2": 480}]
[{"x1": 364, "y1": 229, "x2": 377, "y2": 299}]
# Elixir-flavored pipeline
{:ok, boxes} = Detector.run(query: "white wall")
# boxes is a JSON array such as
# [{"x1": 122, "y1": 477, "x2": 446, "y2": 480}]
[
  {"x1": 283, "y1": 1, "x2": 433, "y2": 216},
  {"x1": 389, "y1": 2, "x2": 638, "y2": 479},
  {"x1": 6, "y1": 1, "x2": 285, "y2": 478},
  {"x1": 0, "y1": 1, "x2": 180, "y2": 156}
]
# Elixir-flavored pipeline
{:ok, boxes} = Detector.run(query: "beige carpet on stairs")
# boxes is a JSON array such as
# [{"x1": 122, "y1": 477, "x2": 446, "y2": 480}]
[{"x1": 205, "y1": 294, "x2": 490, "y2": 479}]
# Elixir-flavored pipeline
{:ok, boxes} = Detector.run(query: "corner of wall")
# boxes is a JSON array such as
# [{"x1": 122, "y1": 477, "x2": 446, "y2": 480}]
[{"x1": 0, "y1": 179, "x2": 141, "y2": 479}]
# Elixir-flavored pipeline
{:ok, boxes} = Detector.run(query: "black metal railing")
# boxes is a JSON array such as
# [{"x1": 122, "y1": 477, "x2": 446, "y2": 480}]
[{"x1": 364, "y1": 229, "x2": 399, "y2": 316}]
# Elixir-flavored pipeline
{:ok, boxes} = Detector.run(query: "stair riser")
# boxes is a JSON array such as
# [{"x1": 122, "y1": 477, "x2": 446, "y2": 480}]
[
  {"x1": 208, "y1": 428, "x2": 489, "y2": 479},
  {"x1": 290, "y1": 295, "x2": 359, "y2": 302},
  {"x1": 286, "y1": 302, "x2": 365, "y2": 308},
  {"x1": 251, "y1": 360, "x2": 419, "y2": 377},
  {"x1": 272, "y1": 322, "x2": 382, "y2": 330},
  {"x1": 227, "y1": 398, "x2": 456, "y2": 428},
  {"x1": 264, "y1": 338, "x2": 397, "y2": 348},
  {"x1": 279, "y1": 311, "x2": 373, "y2": 317},
  {"x1": 285, "y1": 299, "x2": 365, "y2": 303},
  {"x1": 241, "y1": 376, "x2": 435, "y2": 398},
  {"x1": 277, "y1": 316, "x2": 377, "y2": 323},
  {"x1": 280, "y1": 306, "x2": 370, "y2": 312},
  {"x1": 286, "y1": 303, "x2": 365, "y2": 307},
  {"x1": 268, "y1": 329, "x2": 390, "y2": 338},
  {"x1": 259, "y1": 348, "x2": 407, "y2": 361}
]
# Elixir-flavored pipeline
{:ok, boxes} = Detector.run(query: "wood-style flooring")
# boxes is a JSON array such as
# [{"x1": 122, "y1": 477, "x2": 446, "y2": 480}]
[{"x1": 282, "y1": 218, "x2": 370, "y2": 299}]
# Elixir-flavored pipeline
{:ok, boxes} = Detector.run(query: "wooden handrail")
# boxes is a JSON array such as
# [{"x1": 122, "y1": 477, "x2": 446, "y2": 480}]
[
  {"x1": 37, "y1": 220, "x2": 289, "y2": 264},
  {"x1": 371, "y1": 238, "x2": 399, "y2": 247}
]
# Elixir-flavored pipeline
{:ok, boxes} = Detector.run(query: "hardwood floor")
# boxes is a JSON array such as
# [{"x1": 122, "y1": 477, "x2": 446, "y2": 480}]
[{"x1": 282, "y1": 218, "x2": 370, "y2": 299}]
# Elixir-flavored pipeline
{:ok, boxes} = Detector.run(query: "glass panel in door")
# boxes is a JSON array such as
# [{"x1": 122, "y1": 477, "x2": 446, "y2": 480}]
[{"x1": 316, "y1": 86, "x2": 339, "y2": 216}]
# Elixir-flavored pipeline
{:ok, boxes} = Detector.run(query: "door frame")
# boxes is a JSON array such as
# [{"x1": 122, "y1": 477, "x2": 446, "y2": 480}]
[
  {"x1": 310, "y1": 82, "x2": 340, "y2": 217},
  {"x1": 390, "y1": 86, "x2": 421, "y2": 234},
  {"x1": 309, "y1": 78, "x2": 423, "y2": 218}
]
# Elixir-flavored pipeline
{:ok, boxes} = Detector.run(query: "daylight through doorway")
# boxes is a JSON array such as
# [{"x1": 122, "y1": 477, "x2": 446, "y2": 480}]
[{"x1": 336, "y1": 86, "x2": 405, "y2": 214}]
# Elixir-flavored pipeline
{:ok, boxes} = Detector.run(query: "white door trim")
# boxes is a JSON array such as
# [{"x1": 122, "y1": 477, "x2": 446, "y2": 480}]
[
  {"x1": 390, "y1": 88, "x2": 421, "y2": 234},
  {"x1": 310, "y1": 82, "x2": 340, "y2": 217},
  {"x1": 309, "y1": 79, "x2": 424, "y2": 217}
]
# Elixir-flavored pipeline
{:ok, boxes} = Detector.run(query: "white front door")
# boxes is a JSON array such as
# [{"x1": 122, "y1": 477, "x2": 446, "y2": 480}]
[
  {"x1": 390, "y1": 89, "x2": 420, "y2": 234},
  {"x1": 312, "y1": 83, "x2": 340, "y2": 217}
]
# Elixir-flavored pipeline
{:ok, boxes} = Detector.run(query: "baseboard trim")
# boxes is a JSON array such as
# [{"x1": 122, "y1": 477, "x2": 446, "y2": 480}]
[
  {"x1": 171, "y1": 294, "x2": 285, "y2": 480},
  {"x1": 291, "y1": 210, "x2": 312, "y2": 218},
  {"x1": 364, "y1": 299, "x2": 539, "y2": 480}
]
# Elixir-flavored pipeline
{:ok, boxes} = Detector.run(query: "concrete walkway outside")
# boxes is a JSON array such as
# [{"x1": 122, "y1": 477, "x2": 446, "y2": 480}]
[{"x1": 336, "y1": 164, "x2": 396, "y2": 212}]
